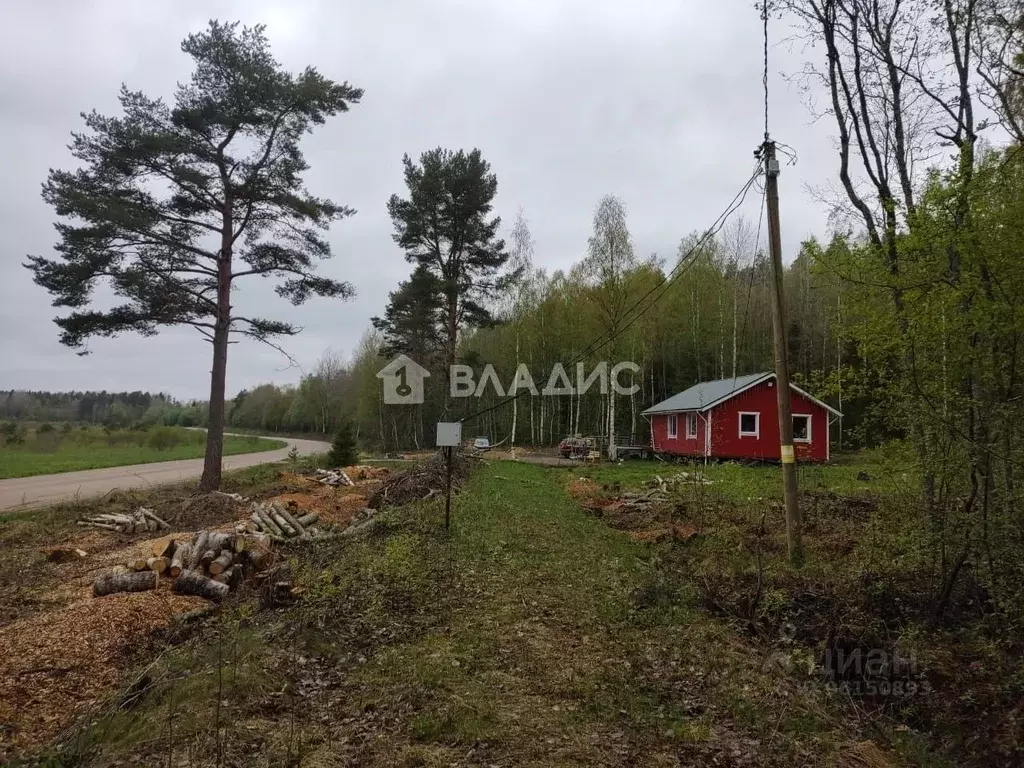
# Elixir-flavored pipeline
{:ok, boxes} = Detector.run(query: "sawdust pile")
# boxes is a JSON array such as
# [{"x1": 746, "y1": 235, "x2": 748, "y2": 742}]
[
  {"x1": 172, "y1": 492, "x2": 246, "y2": 530},
  {"x1": 0, "y1": 587, "x2": 206, "y2": 757}
]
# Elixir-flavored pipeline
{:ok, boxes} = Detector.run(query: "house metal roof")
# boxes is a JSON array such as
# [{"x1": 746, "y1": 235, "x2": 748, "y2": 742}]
[{"x1": 641, "y1": 372, "x2": 842, "y2": 417}]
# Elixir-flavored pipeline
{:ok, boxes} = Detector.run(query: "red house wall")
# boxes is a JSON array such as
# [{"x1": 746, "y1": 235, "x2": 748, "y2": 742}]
[
  {"x1": 709, "y1": 380, "x2": 828, "y2": 461},
  {"x1": 649, "y1": 380, "x2": 831, "y2": 462},
  {"x1": 650, "y1": 410, "x2": 706, "y2": 457}
]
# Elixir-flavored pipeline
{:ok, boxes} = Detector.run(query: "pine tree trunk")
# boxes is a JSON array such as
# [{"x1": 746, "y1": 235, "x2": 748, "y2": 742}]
[{"x1": 199, "y1": 226, "x2": 233, "y2": 492}]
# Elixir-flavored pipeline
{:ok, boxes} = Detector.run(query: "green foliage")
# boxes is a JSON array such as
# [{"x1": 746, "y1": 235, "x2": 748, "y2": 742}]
[
  {"x1": 60, "y1": 421, "x2": 72, "y2": 434},
  {"x1": 147, "y1": 426, "x2": 183, "y2": 451},
  {"x1": 287, "y1": 445, "x2": 299, "y2": 464},
  {"x1": 0, "y1": 421, "x2": 26, "y2": 445},
  {"x1": 36, "y1": 422, "x2": 54, "y2": 434},
  {"x1": 327, "y1": 419, "x2": 358, "y2": 467}
]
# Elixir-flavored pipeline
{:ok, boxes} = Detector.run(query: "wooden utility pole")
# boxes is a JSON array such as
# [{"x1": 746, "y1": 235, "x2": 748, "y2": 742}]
[{"x1": 763, "y1": 139, "x2": 803, "y2": 567}]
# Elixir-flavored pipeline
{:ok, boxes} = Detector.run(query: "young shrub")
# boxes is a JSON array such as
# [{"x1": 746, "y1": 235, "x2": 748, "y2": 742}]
[
  {"x1": 148, "y1": 426, "x2": 182, "y2": 451},
  {"x1": 37, "y1": 422, "x2": 55, "y2": 434},
  {"x1": 60, "y1": 421, "x2": 73, "y2": 434},
  {"x1": 327, "y1": 420, "x2": 358, "y2": 468}
]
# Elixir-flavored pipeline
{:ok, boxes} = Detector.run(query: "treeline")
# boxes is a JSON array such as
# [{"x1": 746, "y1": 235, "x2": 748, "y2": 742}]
[{"x1": 0, "y1": 390, "x2": 208, "y2": 428}]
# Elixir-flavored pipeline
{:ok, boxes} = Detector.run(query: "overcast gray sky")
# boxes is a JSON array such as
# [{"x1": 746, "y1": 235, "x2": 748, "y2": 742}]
[{"x1": 0, "y1": 0, "x2": 838, "y2": 400}]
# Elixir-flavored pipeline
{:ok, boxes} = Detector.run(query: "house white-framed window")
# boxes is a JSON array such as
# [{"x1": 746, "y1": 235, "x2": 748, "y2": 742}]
[
  {"x1": 792, "y1": 414, "x2": 812, "y2": 443},
  {"x1": 738, "y1": 411, "x2": 760, "y2": 438},
  {"x1": 685, "y1": 412, "x2": 698, "y2": 439},
  {"x1": 667, "y1": 414, "x2": 678, "y2": 439}
]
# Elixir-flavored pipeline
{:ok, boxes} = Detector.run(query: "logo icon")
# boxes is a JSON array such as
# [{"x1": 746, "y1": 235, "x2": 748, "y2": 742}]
[{"x1": 377, "y1": 355, "x2": 430, "y2": 405}]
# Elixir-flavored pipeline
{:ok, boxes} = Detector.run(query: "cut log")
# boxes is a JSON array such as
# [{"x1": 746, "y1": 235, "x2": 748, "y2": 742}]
[
  {"x1": 127, "y1": 556, "x2": 148, "y2": 572},
  {"x1": 187, "y1": 533, "x2": 210, "y2": 570},
  {"x1": 270, "y1": 505, "x2": 296, "y2": 538},
  {"x1": 169, "y1": 543, "x2": 191, "y2": 578},
  {"x1": 93, "y1": 570, "x2": 157, "y2": 597},
  {"x1": 209, "y1": 550, "x2": 233, "y2": 576},
  {"x1": 253, "y1": 507, "x2": 285, "y2": 537},
  {"x1": 173, "y1": 570, "x2": 230, "y2": 601},
  {"x1": 200, "y1": 549, "x2": 218, "y2": 570},
  {"x1": 212, "y1": 565, "x2": 242, "y2": 590},
  {"x1": 204, "y1": 533, "x2": 234, "y2": 553},
  {"x1": 146, "y1": 557, "x2": 168, "y2": 574},
  {"x1": 139, "y1": 507, "x2": 170, "y2": 530},
  {"x1": 296, "y1": 512, "x2": 320, "y2": 528},
  {"x1": 151, "y1": 536, "x2": 176, "y2": 559},
  {"x1": 277, "y1": 507, "x2": 307, "y2": 538},
  {"x1": 94, "y1": 514, "x2": 134, "y2": 523}
]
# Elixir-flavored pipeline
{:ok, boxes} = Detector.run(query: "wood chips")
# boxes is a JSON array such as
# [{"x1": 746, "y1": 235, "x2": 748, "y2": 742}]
[{"x1": 0, "y1": 585, "x2": 206, "y2": 758}]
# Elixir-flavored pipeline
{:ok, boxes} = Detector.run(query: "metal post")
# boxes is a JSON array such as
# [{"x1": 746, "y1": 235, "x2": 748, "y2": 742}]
[
  {"x1": 764, "y1": 139, "x2": 803, "y2": 567},
  {"x1": 444, "y1": 446, "x2": 453, "y2": 530}
]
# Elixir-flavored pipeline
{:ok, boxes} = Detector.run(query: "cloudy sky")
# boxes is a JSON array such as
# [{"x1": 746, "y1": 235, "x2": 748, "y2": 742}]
[{"x1": 0, "y1": 0, "x2": 840, "y2": 400}]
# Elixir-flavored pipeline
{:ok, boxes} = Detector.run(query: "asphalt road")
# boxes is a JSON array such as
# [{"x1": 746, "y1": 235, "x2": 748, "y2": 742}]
[{"x1": 0, "y1": 435, "x2": 330, "y2": 513}]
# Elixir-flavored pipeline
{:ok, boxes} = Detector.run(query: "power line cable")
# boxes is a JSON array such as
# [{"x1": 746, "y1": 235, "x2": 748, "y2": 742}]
[
  {"x1": 459, "y1": 164, "x2": 763, "y2": 425},
  {"x1": 731, "y1": 183, "x2": 768, "y2": 392},
  {"x1": 763, "y1": 0, "x2": 770, "y2": 141}
]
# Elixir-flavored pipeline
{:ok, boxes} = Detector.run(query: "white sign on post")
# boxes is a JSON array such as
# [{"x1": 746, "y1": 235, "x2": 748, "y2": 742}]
[{"x1": 436, "y1": 422, "x2": 462, "y2": 447}]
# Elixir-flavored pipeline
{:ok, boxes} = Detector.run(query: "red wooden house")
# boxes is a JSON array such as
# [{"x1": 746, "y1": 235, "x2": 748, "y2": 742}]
[{"x1": 642, "y1": 372, "x2": 841, "y2": 462}]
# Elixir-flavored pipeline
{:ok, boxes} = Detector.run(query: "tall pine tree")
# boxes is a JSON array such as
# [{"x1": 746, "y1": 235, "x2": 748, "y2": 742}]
[
  {"x1": 26, "y1": 21, "x2": 362, "y2": 489},
  {"x1": 385, "y1": 148, "x2": 513, "y2": 408}
]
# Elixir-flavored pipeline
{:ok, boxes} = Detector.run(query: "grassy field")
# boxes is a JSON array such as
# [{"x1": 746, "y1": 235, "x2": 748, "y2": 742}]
[
  {"x1": 3, "y1": 450, "x2": 1019, "y2": 766},
  {"x1": 0, "y1": 426, "x2": 286, "y2": 479}
]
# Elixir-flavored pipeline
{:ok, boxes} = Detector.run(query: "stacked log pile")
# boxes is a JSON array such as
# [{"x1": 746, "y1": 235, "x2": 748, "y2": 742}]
[
  {"x1": 246, "y1": 500, "x2": 320, "y2": 541},
  {"x1": 92, "y1": 529, "x2": 279, "y2": 602},
  {"x1": 77, "y1": 507, "x2": 170, "y2": 534},
  {"x1": 314, "y1": 469, "x2": 354, "y2": 487}
]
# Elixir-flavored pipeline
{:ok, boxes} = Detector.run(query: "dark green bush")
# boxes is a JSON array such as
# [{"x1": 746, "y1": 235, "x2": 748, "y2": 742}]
[{"x1": 37, "y1": 422, "x2": 55, "y2": 434}]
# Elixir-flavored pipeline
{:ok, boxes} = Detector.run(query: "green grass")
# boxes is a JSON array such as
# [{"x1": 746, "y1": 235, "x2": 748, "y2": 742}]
[
  {"x1": 570, "y1": 441, "x2": 921, "y2": 501},
  {"x1": 0, "y1": 426, "x2": 286, "y2": 479},
  {"x1": 51, "y1": 455, "x2": 951, "y2": 767}
]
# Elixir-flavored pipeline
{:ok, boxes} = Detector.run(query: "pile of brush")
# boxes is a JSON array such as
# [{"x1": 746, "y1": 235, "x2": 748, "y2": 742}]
[
  {"x1": 92, "y1": 529, "x2": 278, "y2": 602},
  {"x1": 245, "y1": 500, "x2": 320, "y2": 541},
  {"x1": 367, "y1": 450, "x2": 476, "y2": 509},
  {"x1": 645, "y1": 472, "x2": 714, "y2": 491}
]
